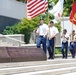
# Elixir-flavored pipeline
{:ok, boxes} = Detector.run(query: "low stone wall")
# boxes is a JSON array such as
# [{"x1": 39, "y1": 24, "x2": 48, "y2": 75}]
[
  {"x1": 0, "y1": 47, "x2": 46, "y2": 63},
  {"x1": 0, "y1": 34, "x2": 25, "y2": 47},
  {"x1": 4, "y1": 34, "x2": 24, "y2": 42}
]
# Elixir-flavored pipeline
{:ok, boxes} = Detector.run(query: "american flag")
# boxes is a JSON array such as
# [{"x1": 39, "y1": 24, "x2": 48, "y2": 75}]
[{"x1": 27, "y1": 0, "x2": 48, "y2": 19}]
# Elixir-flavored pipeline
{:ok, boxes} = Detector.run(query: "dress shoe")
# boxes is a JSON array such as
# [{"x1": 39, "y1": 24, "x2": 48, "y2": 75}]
[
  {"x1": 51, "y1": 57, "x2": 54, "y2": 59},
  {"x1": 48, "y1": 57, "x2": 51, "y2": 59}
]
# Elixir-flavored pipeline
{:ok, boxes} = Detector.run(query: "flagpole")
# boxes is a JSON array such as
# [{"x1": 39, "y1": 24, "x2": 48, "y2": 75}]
[
  {"x1": 62, "y1": 0, "x2": 64, "y2": 30},
  {"x1": 72, "y1": 23, "x2": 73, "y2": 32},
  {"x1": 47, "y1": 0, "x2": 50, "y2": 24},
  {"x1": 62, "y1": 15, "x2": 64, "y2": 30},
  {"x1": 26, "y1": 0, "x2": 28, "y2": 19},
  {"x1": 72, "y1": 0, "x2": 74, "y2": 32},
  {"x1": 71, "y1": 0, "x2": 74, "y2": 40}
]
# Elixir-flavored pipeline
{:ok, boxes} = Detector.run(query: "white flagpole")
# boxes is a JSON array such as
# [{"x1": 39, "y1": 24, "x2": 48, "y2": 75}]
[{"x1": 72, "y1": 0, "x2": 74, "y2": 34}]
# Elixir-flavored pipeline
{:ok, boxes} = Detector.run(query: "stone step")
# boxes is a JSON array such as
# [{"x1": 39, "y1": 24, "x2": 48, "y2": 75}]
[
  {"x1": 62, "y1": 72, "x2": 76, "y2": 75},
  {"x1": 0, "y1": 58, "x2": 76, "y2": 68},
  {"x1": 11, "y1": 67, "x2": 76, "y2": 75},
  {"x1": 0, "y1": 59, "x2": 76, "y2": 75}
]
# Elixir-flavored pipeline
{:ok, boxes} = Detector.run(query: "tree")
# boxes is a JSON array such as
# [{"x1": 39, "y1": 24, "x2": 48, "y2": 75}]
[{"x1": 2, "y1": 17, "x2": 40, "y2": 43}]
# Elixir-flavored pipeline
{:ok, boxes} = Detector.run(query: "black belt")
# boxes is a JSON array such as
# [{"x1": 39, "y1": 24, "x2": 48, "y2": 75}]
[{"x1": 39, "y1": 35, "x2": 44, "y2": 37}]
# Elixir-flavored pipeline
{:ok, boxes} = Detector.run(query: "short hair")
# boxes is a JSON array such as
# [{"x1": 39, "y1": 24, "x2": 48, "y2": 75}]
[
  {"x1": 72, "y1": 30, "x2": 75, "y2": 32},
  {"x1": 63, "y1": 29, "x2": 67, "y2": 32},
  {"x1": 50, "y1": 21, "x2": 54, "y2": 24}
]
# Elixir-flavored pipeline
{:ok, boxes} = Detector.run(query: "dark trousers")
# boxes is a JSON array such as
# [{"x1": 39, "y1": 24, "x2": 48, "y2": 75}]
[
  {"x1": 61, "y1": 41, "x2": 68, "y2": 58},
  {"x1": 36, "y1": 36, "x2": 47, "y2": 54},
  {"x1": 69, "y1": 42, "x2": 75, "y2": 58},
  {"x1": 47, "y1": 38, "x2": 55, "y2": 58},
  {"x1": 73, "y1": 42, "x2": 76, "y2": 55}
]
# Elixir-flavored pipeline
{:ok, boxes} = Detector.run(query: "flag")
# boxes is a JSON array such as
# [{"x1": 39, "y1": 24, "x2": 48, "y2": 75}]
[
  {"x1": 49, "y1": 0, "x2": 64, "y2": 20},
  {"x1": 27, "y1": 0, "x2": 48, "y2": 19},
  {"x1": 45, "y1": 0, "x2": 48, "y2": 10},
  {"x1": 70, "y1": 0, "x2": 76, "y2": 25}
]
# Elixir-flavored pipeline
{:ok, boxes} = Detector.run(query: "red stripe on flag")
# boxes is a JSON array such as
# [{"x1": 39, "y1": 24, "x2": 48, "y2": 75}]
[
  {"x1": 27, "y1": 1, "x2": 44, "y2": 11},
  {"x1": 27, "y1": 0, "x2": 48, "y2": 19},
  {"x1": 44, "y1": 0, "x2": 48, "y2": 10},
  {"x1": 30, "y1": 10, "x2": 45, "y2": 18},
  {"x1": 28, "y1": 7, "x2": 45, "y2": 16},
  {"x1": 27, "y1": 0, "x2": 41, "y2": 9},
  {"x1": 28, "y1": 3, "x2": 44, "y2": 13}
]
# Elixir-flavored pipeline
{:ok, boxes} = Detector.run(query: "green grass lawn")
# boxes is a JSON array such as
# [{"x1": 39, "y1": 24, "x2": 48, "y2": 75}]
[
  {"x1": 55, "y1": 47, "x2": 71, "y2": 54},
  {"x1": 55, "y1": 48, "x2": 62, "y2": 54}
]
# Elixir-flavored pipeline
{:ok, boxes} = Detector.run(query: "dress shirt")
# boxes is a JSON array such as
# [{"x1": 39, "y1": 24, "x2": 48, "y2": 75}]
[
  {"x1": 37, "y1": 24, "x2": 48, "y2": 36},
  {"x1": 49, "y1": 26, "x2": 59, "y2": 37},
  {"x1": 62, "y1": 33, "x2": 69, "y2": 43}
]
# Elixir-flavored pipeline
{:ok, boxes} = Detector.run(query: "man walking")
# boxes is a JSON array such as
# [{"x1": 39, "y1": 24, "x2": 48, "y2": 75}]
[
  {"x1": 47, "y1": 21, "x2": 59, "y2": 59},
  {"x1": 69, "y1": 30, "x2": 76, "y2": 58},
  {"x1": 61, "y1": 29, "x2": 69, "y2": 59},
  {"x1": 34, "y1": 18, "x2": 48, "y2": 54},
  {"x1": 73, "y1": 35, "x2": 76, "y2": 57}
]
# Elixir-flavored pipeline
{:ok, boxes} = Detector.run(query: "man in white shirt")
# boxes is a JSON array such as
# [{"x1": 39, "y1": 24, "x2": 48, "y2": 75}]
[
  {"x1": 34, "y1": 18, "x2": 48, "y2": 54},
  {"x1": 47, "y1": 21, "x2": 59, "y2": 59},
  {"x1": 69, "y1": 30, "x2": 76, "y2": 58},
  {"x1": 61, "y1": 29, "x2": 69, "y2": 59},
  {"x1": 73, "y1": 35, "x2": 76, "y2": 58}
]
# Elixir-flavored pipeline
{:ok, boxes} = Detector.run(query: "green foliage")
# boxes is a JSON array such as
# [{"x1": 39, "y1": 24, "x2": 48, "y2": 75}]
[
  {"x1": 55, "y1": 22, "x2": 61, "y2": 32},
  {"x1": 2, "y1": 17, "x2": 40, "y2": 44},
  {"x1": 55, "y1": 48, "x2": 61, "y2": 54},
  {"x1": 63, "y1": 0, "x2": 72, "y2": 16},
  {"x1": 2, "y1": 24, "x2": 20, "y2": 34},
  {"x1": 19, "y1": 17, "x2": 40, "y2": 43}
]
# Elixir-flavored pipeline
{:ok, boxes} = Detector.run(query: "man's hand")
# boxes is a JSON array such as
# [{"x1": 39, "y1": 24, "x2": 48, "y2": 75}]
[
  {"x1": 61, "y1": 34, "x2": 65, "y2": 38},
  {"x1": 33, "y1": 30, "x2": 36, "y2": 33},
  {"x1": 49, "y1": 36, "x2": 53, "y2": 40},
  {"x1": 43, "y1": 35, "x2": 47, "y2": 38},
  {"x1": 71, "y1": 40, "x2": 74, "y2": 43}
]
